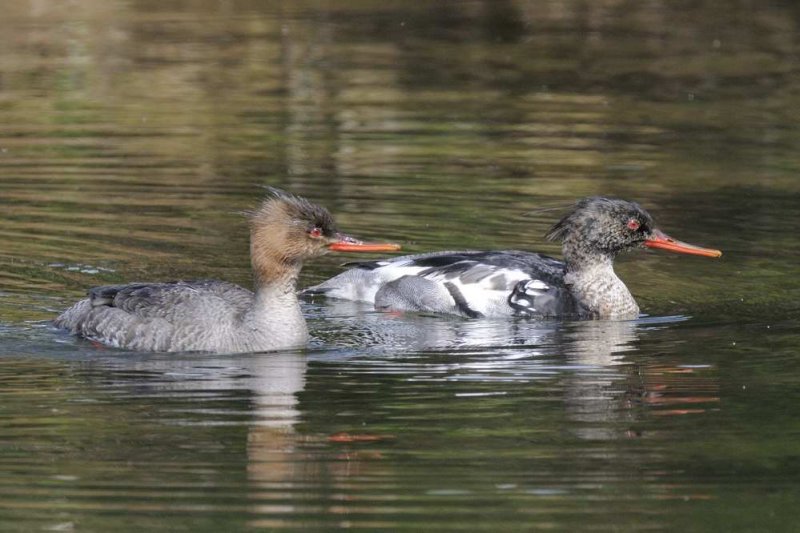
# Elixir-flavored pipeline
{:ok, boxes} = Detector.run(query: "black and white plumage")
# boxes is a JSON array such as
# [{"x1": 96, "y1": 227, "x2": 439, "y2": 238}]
[
  {"x1": 54, "y1": 190, "x2": 400, "y2": 353},
  {"x1": 307, "y1": 250, "x2": 576, "y2": 318},
  {"x1": 304, "y1": 197, "x2": 722, "y2": 320}
]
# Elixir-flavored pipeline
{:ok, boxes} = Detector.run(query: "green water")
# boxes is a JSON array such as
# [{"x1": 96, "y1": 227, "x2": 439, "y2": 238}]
[{"x1": 1, "y1": 1, "x2": 800, "y2": 531}]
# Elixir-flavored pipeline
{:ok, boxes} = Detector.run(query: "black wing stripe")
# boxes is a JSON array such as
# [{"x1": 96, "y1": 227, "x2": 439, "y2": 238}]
[{"x1": 444, "y1": 282, "x2": 483, "y2": 318}]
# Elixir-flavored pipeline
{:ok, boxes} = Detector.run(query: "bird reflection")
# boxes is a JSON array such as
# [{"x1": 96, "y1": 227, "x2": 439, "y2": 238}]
[
  {"x1": 75, "y1": 307, "x2": 713, "y2": 526},
  {"x1": 560, "y1": 320, "x2": 640, "y2": 441},
  {"x1": 308, "y1": 298, "x2": 560, "y2": 353}
]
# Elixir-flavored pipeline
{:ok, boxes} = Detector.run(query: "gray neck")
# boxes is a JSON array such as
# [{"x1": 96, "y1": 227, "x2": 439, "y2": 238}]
[{"x1": 563, "y1": 246, "x2": 639, "y2": 320}]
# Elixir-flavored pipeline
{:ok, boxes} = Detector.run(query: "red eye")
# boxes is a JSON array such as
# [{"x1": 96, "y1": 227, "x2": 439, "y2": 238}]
[
  {"x1": 626, "y1": 219, "x2": 641, "y2": 231},
  {"x1": 309, "y1": 227, "x2": 323, "y2": 238}
]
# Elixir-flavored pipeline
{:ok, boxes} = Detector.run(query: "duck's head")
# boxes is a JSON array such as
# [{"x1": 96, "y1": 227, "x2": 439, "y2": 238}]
[
  {"x1": 249, "y1": 188, "x2": 400, "y2": 265},
  {"x1": 546, "y1": 197, "x2": 722, "y2": 261}
]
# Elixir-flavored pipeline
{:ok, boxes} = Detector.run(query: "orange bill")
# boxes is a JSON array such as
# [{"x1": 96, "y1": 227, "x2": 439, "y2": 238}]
[
  {"x1": 645, "y1": 229, "x2": 722, "y2": 258},
  {"x1": 329, "y1": 234, "x2": 401, "y2": 253}
]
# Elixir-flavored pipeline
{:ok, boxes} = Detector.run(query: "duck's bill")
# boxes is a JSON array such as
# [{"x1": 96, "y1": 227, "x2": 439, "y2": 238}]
[
  {"x1": 645, "y1": 229, "x2": 722, "y2": 258},
  {"x1": 329, "y1": 234, "x2": 401, "y2": 253}
]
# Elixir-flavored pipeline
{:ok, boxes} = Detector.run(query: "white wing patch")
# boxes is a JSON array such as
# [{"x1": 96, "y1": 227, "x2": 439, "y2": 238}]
[
  {"x1": 525, "y1": 280, "x2": 550, "y2": 291},
  {"x1": 420, "y1": 264, "x2": 533, "y2": 316}
]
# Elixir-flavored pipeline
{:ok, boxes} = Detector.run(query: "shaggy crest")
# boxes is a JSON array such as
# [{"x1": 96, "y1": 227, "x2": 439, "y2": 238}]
[{"x1": 249, "y1": 187, "x2": 339, "y2": 238}]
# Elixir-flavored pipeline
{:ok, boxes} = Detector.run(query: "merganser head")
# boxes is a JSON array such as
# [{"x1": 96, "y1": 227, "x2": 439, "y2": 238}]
[
  {"x1": 249, "y1": 188, "x2": 400, "y2": 265},
  {"x1": 546, "y1": 197, "x2": 722, "y2": 259}
]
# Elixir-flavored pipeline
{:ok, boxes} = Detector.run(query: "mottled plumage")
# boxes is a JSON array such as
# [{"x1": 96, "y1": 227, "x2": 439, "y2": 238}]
[{"x1": 305, "y1": 197, "x2": 722, "y2": 320}]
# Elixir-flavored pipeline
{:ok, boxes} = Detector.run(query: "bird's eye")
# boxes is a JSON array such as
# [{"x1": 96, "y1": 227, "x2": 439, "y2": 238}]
[
  {"x1": 308, "y1": 227, "x2": 323, "y2": 238},
  {"x1": 626, "y1": 218, "x2": 641, "y2": 231}
]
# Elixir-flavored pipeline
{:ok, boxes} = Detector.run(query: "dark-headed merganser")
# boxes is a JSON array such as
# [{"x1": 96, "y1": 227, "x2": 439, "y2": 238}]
[
  {"x1": 55, "y1": 189, "x2": 400, "y2": 352},
  {"x1": 305, "y1": 197, "x2": 721, "y2": 320}
]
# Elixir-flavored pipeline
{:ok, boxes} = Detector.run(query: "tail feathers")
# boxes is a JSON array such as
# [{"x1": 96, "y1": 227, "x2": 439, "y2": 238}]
[
  {"x1": 56, "y1": 284, "x2": 133, "y2": 334},
  {"x1": 53, "y1": 299, "x2": 92, "y2": 334}
]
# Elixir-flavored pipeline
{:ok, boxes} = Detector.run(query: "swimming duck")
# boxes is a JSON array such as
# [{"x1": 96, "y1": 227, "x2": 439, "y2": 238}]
[
  {"x1": 55, "y1": 189, "x2": 400, "y2": 352},
  {"x1": 304, "y1": 197, "x2": 721, "y2": 319}
]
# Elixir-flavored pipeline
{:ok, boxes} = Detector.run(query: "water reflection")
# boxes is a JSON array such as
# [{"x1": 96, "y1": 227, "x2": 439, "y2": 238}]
[
  {"x1": 309, "y1": 298, "x2": 559, "y2": 353},
  {"x1": 309, "y1": 297, "x2": 654, "y2": 357},
  {"x1": 90, "y1": 349, "x2": 311, "y2": 523},
  {"x1": 564, "y1": 319, "x2": 640, "y2": 364},
  {"x1": 0, "y1": 301, "x2": 728, "y2": 528},
  {"x1": 561, "y1": 320, "x2": 639, "y2": 441}
]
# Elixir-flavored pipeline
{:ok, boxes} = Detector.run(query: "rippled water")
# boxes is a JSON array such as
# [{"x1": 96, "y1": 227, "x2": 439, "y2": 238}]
[{"x1": 2, "y1": 1, "x2": 800, "y2": 530}]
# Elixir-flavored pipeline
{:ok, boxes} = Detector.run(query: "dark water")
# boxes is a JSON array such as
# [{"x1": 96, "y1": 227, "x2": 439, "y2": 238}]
[{"x1": 2, "y1": 1, "x2": 800, "y2": 530}]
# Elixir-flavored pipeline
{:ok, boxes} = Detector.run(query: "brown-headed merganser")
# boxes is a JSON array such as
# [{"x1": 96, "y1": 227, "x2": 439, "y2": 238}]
[
  {"x1": 305, "y1": 197, "x2": 721, "y2": 319},
  {"x1": 55, "y1": 189, "x2": 400, "y2": 352}
]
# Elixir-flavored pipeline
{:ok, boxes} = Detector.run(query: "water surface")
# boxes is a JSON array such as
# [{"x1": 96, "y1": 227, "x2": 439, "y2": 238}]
[{"x1": 1, "y1": 1, "x2": 800, "y2": 531}]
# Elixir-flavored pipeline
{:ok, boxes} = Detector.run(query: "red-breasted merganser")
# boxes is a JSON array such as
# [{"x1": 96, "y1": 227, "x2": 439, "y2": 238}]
[
  {"x1": 305, "y1": 197, "x2": 721, "y2": 320},
  {"x1": 55, "y1": 189, "x2": 400, "y2": 352}
]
